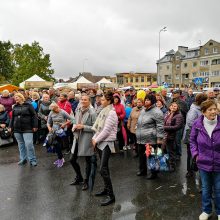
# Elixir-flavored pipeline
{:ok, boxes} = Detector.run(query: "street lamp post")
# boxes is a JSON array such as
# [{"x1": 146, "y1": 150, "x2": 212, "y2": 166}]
[
  {"x1": 82, "y1": 58, "x2": 88, "y2": 73},
  {"x1": 158, "y1": 26, "x2": 167, "y2": 85}
]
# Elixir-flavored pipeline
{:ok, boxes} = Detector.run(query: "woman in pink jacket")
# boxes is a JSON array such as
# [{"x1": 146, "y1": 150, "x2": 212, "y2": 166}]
[
  {"x1": 92, "y1": 91, "x2": 118, "y2": 206},
  {"x1": 113, "y1": 93, "x2": 126, "y2": 151}
]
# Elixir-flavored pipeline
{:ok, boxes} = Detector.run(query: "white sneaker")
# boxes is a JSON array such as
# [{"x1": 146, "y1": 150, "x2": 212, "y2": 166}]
[
  {"x1": 218, "y1": 215, "x2": 220, "y2": 220},
  {"x1": 127, "y1": 145, "x2": 131, "y2": 150},
  {"x1": 123, "y1": 146, "x2": 127, "y2": 151},
  {"x1": 199, "y1": 212, "x2": 212, "y2": 220}
]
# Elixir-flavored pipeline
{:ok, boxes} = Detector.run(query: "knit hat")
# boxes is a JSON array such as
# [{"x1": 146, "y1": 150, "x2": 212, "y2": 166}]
[{"x1": 113, "y1": 93, "x2": 121, "y2": 102}]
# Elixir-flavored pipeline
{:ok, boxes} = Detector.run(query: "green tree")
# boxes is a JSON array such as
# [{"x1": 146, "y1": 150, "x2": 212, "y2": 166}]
[
  {"x1": 0, "y1": 41, "x2": 14, "y2": 83},
  {"x1": 12, "y1": 41, "x2": 54, "y2": 85}
]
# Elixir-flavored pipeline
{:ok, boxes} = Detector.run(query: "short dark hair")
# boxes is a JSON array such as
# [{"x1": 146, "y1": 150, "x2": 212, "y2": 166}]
[
  {"x1": 145, "y1": 94, "x2": 156, "y2": 105},
  {"x1": 201, "y1": 100, "x2": 217, "y2": 113},
  {"x1": 60, "y1": 93, "x2": 68, "y2": 99},
  {"x1": 104, "y1": 91, "x2": 114, "y2": 104},
  {"x1": 195, "y1": 93, "x2": 208, "y2": 106}
]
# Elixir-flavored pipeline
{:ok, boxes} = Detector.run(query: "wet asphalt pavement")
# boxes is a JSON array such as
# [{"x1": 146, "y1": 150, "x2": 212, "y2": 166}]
[{"x1": 0, "y1": 143, "x2": 217, "y2": 220}]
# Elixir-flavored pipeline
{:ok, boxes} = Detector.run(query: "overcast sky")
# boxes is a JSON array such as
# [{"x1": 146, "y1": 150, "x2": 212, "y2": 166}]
[{"x1": 0, "y1": 0, "x2": 219, "y2": 79}]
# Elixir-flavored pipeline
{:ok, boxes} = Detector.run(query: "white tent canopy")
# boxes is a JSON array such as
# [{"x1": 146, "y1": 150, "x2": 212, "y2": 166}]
[
  {"x1": 97, "y1": 77, "x2": 112, "y2": 85},
  {"x1": 19, "y1": 74, "x2": 46, "y2": 88},
  {"x1": 75, "y1": 76, "x2": 92, "y2": 84}
]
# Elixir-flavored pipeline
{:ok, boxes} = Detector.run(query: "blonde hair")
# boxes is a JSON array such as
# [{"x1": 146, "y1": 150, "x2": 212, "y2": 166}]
[
  {"x1": 32, "y1": 92, "x2": 40, "y2": 100},
  {"x1": 2, "y1": 90, "x2": 9, "y2": 95},
  {"x1": 49, "y1": 102, "x2": 59, "y2": 110},
  {"x1": 14, "y1": 93, "x2": 25, "y2": 102},
  {"x1": 0, "y1": 104, "x2": 5, "y2": 112}
]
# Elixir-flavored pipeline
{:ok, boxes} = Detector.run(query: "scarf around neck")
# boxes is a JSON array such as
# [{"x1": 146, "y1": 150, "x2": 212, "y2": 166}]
[{"x1": 92, "y1": 104, "x2": 113, "y2": 133}]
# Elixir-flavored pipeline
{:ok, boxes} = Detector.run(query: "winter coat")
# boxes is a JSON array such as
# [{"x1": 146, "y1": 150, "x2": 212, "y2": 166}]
[
  {"x1": 164, "y1": 111, "x2": 184, "y2": 140},
  {"x1": 57, "y1": 100, "x2": 72, "y2": 114},
  {"x1": 183, "y1": 103, "x2": 202, "y2": 143},
  {"x1": 113, "y1": 94, "x2": 126, "y2": 121},
  {"x1": 190, "y1": 115, "x2": 220, "y2": 172},
  {"x1": 185, "y1": 94, "x2": 195, "y2": 109},
  {"x1": 127, "y1": 106, "x2": 142, "y2": 134},
  {"x1": 0, "y1": 96, "x2": 15, "y2": 113},
  {"x1": 136, "y1": 105, "x2": 164, "y2": 145},
  {"x1": 93, "y1": 110, "x2": 118, "y2": 143},
  {"x1": 68, "y1": 98, "x2": 79, "y2": 114},
  {"x1": 38, "y1": 101, "x2": 51, "y2": 129},
  {"x1": 124, "y1": 106, "x2": 132, "y2": 123},
  {"x1": 0, "y1": 111, "x2": 10, "y2": 126},
  {"x1": 168, "y1": 98, "x2": 188, "y2": 121},
  {"x1": 9, "y1": 102, "x2": 38, "y2": 133},
  {"x1": 71, "y1": 107, "x2": 97, "y2": 156},
  {"x1": 114, "y1": 103, "x2": 126, "y2": 121}
]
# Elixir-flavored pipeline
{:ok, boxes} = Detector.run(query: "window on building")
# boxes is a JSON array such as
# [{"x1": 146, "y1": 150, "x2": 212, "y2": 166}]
[
  {"x1": 212, "y1": 59, "x2": 220, "y2": 65},
  {"x1": 211, "y1": 71, "x2": 220, "y2": 77},
  {"x1": 176, "y1": 56, "x2": 180, "y2": 60},
  {"x1": 167, "y1": 65, "x2": 169, "y2": 70},
  {"x1": 192, "y1": 72, "x2": 197, "y2": 77},
  {"x1": 141, "y1": 76, "x2": 144, "y2": 82},
  {"x1": 135, "y1": 77, "x2": 139, "y2": 82},
  {"x1": 184, "y1": 63, "x2": 187, "y2": 68},
  {"x1": 195, "y1": 51, "x2": 199, "y2": 56},
  {"x1": 205, "y1": 48, "x2": 209, "y2": 55},
  {"x1": 147, "y1": 77, "x2": 151, "y2": 82},
  {"x1": 209, "y1": 42, "x2": 213, "y2": 46},
  {"x1": 176, "y1": 65, "x2": 180, "y2": 70},
  {"x1": 125, "y1": 78, "x2": 128, "y2": 83},
  {"x1": 175, "y1": 74, "x2": 179, "y2": 79},
  {"x1": 185, "y1": 74, "x2": 189, "y2": 79},
  {"x1": 213, "y1": 48, "x2": 218, "y2": 54},
  {"x1": 200, "y1": 60, "x2": 209, "y2": 66},
  {"x1": 200, "y1": 72, "x2": 209, "y2": 77},
  {"x1": 130, "y1": 77, "x2": 133, "y2": 83},
  {"x1": 193, "y1": 62, "x2": 197, "y2": 67}
]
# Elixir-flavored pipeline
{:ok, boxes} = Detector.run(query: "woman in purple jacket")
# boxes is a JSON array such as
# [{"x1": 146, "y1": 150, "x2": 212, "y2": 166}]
[{"x1": 190, "y1": 100, "x2": 220, "y2": 220}]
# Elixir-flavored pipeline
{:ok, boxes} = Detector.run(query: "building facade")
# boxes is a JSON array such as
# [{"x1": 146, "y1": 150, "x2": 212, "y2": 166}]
[
  {"x1": 116, "y1": 72, "x2": 157, "y2": 89},
  {"x1": 157, "y1": 39, "x2": 220, "y2": 88}
]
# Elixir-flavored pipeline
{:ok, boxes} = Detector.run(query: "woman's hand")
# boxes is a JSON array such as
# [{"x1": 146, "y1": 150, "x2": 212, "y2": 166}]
[
  {"x1": 33, "y1": 128, "x2": 38, "y2": 132},
  {"x1": 75, "y1": 124, "x2": 84, "y2": 130},
  {"x1": 92, "y1": 139, "x2": 96, "y2": 148},
  {"x1": 0, "y1": 124, "x2": 6, "y2": 128}
]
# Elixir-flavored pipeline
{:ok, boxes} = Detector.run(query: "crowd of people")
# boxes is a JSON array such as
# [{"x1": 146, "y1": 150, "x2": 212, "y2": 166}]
[{"x1": 0, "y1": 86, "x2": 220, "y2": 218}]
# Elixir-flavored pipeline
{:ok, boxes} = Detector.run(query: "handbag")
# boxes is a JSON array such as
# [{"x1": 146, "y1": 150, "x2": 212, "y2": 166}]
[
  {"x1": 146, "y1": 144, "x2": 169, "y2": 172},
  {"x1": 191, "y1": 158, "x2": 198, "y2": 172},
  {"x1": 0, "y1": 127, "x2": 11, "y2": 139}
]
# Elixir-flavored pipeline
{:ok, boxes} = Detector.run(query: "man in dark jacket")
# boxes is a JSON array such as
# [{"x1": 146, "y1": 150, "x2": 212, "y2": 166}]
[{"x1": 185, "y1": 88, "x2": 195, "y2": 109}]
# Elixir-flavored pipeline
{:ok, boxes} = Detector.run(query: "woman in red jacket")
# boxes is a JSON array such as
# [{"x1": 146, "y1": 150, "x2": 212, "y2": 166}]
[{"x1": 113, "y1": 94, "x2": 126, "y2": 151}]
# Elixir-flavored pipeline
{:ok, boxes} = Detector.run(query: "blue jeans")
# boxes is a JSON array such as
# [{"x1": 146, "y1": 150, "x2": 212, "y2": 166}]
[
  {"x1": 14, "y1": 133, "x2": 37, "y2": 163},
  {"x1": 200, "y1": 169, "x2": 220, "y2": 215}
]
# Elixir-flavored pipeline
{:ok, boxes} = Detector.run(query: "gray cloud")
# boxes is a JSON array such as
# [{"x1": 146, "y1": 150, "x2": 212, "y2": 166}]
[{"x1": 0, "y1": 0, "x2": 219, "y2": 79}]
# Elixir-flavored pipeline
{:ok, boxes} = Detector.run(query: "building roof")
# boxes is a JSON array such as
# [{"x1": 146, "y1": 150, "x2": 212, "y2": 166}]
[{"x1": 186, "y1": 47, "x2": 200, "y2": 52}]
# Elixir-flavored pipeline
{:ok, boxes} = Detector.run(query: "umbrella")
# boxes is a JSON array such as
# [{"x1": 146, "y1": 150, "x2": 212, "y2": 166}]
[{"x1": 88, "y1": 154, "x2": 97, "y2": 192}]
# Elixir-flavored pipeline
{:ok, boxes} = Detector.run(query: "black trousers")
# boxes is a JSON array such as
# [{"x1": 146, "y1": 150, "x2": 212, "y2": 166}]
[
  {"x1": 70, "y1": 143, "x2": 92, "y2": 182},
  {"x1": 137, "y1": 144, "x2": 147, "y2": 174},
  {"x1": 166, "y1": 139, "x2": 176, "y2": 168},
  {"x1": 187, "y1": 144, "x2": 192, "y2": 172},
  {"x1": 98, "y1": 146, "x2": 114, "y2": 196},
  {"x1": 55, "y1": 136, "x2": 64, "y2": 159}
]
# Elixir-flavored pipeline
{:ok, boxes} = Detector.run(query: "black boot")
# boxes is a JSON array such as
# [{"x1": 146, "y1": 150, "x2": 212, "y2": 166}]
[
  {"x1": 70, "y1": 177, "x2": 83, "y2": 185},
  {"x1": 82, "y1": 179, "x2": 88, "y2": 191},
  {"x1": 146, "y1": 173, "x2": 158, "y2": 180},
  {"x1": 95, "y1": 189, "x2": 108, "y2": 197},
  {"x1": 100, "y1": 195, "x2": 115, "y2": 206}
]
